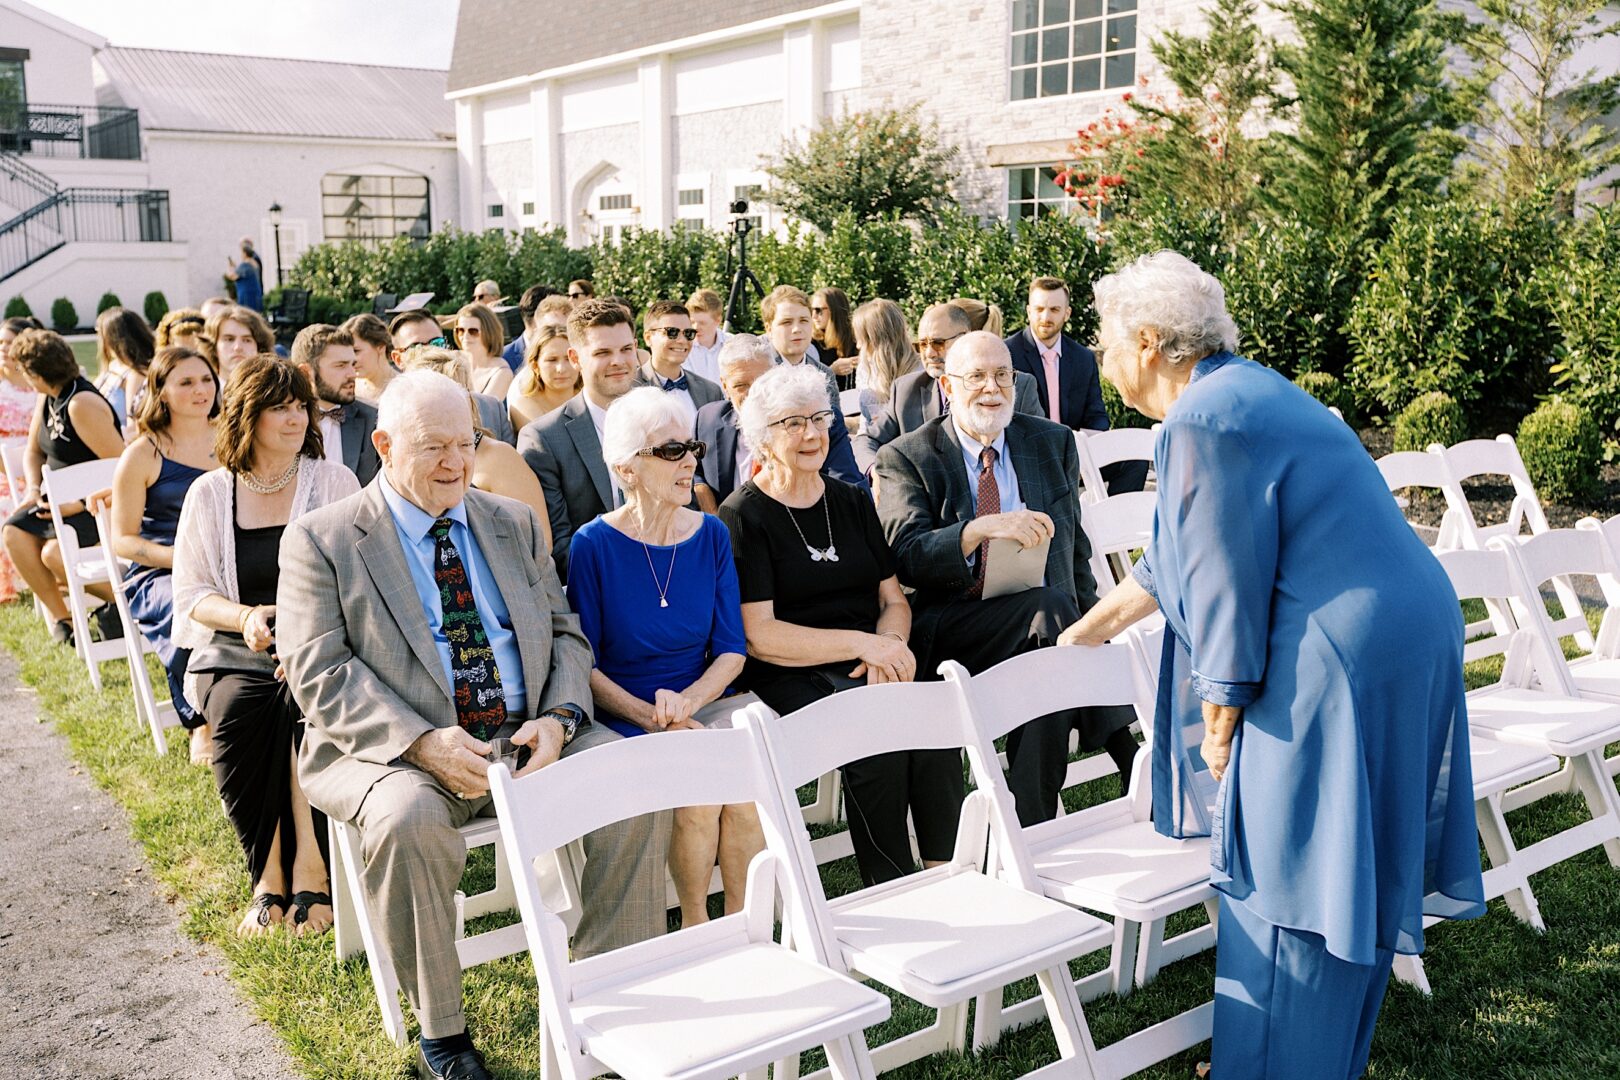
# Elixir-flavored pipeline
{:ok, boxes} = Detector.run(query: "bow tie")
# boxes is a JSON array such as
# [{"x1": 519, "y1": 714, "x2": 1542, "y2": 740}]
[
  {"x1": 662, "y1": 376, "x2": 689, "y2": 393},
  {"x1": 319, "y1": 406, "x2": 346, "y2": 424}
]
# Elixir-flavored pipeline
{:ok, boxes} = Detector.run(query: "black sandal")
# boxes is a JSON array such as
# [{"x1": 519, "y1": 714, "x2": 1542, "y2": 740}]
[
  {"x1": 247, "y1": 891, "x2": 288, "y2": 928},
  {"x1": 289, "y1": 890, "x2": 332, "y2": 929}
]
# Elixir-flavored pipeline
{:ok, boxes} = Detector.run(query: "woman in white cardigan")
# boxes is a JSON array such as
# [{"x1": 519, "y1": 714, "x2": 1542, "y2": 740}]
[{"x1": 172, "y1": 354, "x2": 359, "y2": 938}]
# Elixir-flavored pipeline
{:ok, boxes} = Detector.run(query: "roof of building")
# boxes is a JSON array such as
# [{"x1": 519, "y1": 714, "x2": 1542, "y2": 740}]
[
  {"x1": 447, "y1": 0, "x2": 826, "y2": 92},
  {"x1": 95, "y1": 47, "x2": 454, "y2": 142}
]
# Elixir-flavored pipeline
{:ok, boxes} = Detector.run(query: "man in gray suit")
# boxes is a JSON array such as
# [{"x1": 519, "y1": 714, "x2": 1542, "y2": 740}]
[
  {"x1": 875, "y1": 332, "x2": 1137, "y2": 826},
  {"x1": 280, "y1": 370, "x2": 666, "y2": 1080},
  {"x1": 629, "y1": 298, "x2": 724, "y2": 413},
  {"x1": 291, "y1": 323, "x2": 382, "y2": 485},
  {"x1": 389, "y1": 309, "x2": 515, "y2": 445},
  {"x1": 855, "y1": 303, "x2": 1042, "y2": 475},
  {"x1": 518, "y1": 298, "x2": 637, "y2": 579}
]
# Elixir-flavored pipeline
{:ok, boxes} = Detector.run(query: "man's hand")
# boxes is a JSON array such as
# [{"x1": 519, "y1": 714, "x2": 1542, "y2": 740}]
[
  {"x1": 403, "y1": 727, "x2": 493, "y2": 797},
  {"x1": 511, "y1": 715, "x2": 565, "y2": 776},
  {"x1": 1201, "y1": 702, "x2": 1242, "y2": 782},
  {"x1": 650, "y1": 689, "x2": 695, "y2": 731},
  {"x1": 965, "y1": 510, "x2": 1055, "y2": 552}
]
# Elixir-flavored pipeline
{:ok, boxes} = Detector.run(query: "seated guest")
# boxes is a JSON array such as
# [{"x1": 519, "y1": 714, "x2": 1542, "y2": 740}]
[
  {"x1": 154, "y1": 308, "x2": 208, "y2": 351},
  {"x1": 95, "y1": 307, "x2": 157, "y2": 428},
  {"x1": 854, "y1": 302, "x2": 1041, "y2": 475},
  {"x1": 569, "y1": 387, "x2": 759, "y2": 928},
  {"x1": 291, "y1": 324, "x2": 380, "y2": 486},
  {"x1": 390, "y1": 308, "x2": 515, "y2": 445},
  {"x1": 471, "y1": 278, "x2": 502, "y2": 307},
  {"x1": 343, "y1": 313, "x2": 397, "y2": 405},
  {"x1": 2, "y1": 329, "x2": 125, "y2": 645},
  {"x1": 500, "y1": 283, "x2": 559, "y2": 372},
  {"x1": 693, "y1": 335, "x2": 868, "y2": 512},
  {"x1": 281, "y1": 370, "x2": 665, "y2": 1080},
  {"x1": 683, "y1": 288, "x2": 728, "y2": 384},
  {"x1": 198, "y1": 296, "x2": 233, "y2": 322},
  {"x1": 718, "y1": 364, "x2": 960, "y2": 887},
  {"x1": 397, "y1": 346, "x2": 553, "y2": 548},
  {"x1": 454, "y1": 302, "x2": 513, "y2": 400},
  {"x1": 875, "y1": 331, "x2": 1137, "y2": 825},
  {"x1": 111, "y1": 345, "x2": 218, "y2": 764},
  {"x1": 567, "y1": 278, "x2": 594, "y2": 301},
  {"x1": 518, "y1": 298, "x2": 638, "y2": 578},
  {"x1": 633, "y1": 299, "x2": 723, "y2": 413},
  {"x1": 949, "y1": 296, "x2": 1005, "y2": 336},
  {"x1": 171, "y1": 354, "x2": 361, "y2": 937},
  {"x1": 849, "y1": 298, "x2": 920, "y2": 433},
  {"x1": 204, "y1": 305, "x2": 275, "y2": 383},
  {"x1": 507, "y1": 324, "x2": 582, "y2": 429},
  {"x1": 762, "y1": 285, "x2": 836, "y2": 401},
  {"x1": 811, "y1": 286, "x2": 858, "y2": 389}
]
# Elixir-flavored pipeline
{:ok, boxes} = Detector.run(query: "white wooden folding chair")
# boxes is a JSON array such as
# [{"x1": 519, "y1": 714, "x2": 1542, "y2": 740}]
[
  {"x1": 1074, "y1": 428, "x2": 1157, "y2": 504},
  {"x1": 0, "y1": 440, "x2": 50, "y2": 627},
  {"x1": 740, "y1": 683, "x2": 1115, "y2": 1080},
  {"x1": 488, "y1": 726, "x2": 888, "y2": 1080},
  {"x1": 1078, "y1": 489, "x2": 1156, "y2": 597},
  {"x1": 1373, "y1": 449, "x2": 1474, "y2": 549},
  {"x1": 1573, "y1": 514, "x2": 1620, "y2": 777},
  {"x1": 92, "y1": 505, "x2": 180, "y2": 754},
  {"x1": 41, "y1": 459, "x2": 122, "y2": 690}
]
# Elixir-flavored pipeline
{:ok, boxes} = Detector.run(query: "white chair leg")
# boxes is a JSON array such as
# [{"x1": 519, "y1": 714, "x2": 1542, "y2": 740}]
[
  {"x1": 823, "y1": 1034, "x2": 877, "y2": 1080},
  {"x1": 939, "y1": 999, "x2": 970, "y2": 1054},
  {"x1": 1571, "y1": 752, "x2": 1620, "y2": 869},
  {"x1": 330, "y1": 818, "x2": 363, "y2": 960},
  {"x1": 1393, "y1": 953, "x2": 1432, "y2": 995},
  {"x1": 1475, "y1": 794, "x2": 1544, "y2": 931},
  {"x1": 1110, "y1": 916, "x2": 1140, "y2": 997},
  {"x1": 1033, "y1": 963, "x2": 1104, "y2": 1076},
  {"x1": 332, "y1": 820, "x2": 408, "y2": 1046},
  {"x1": 971, "y1": 988, "x2": 1004, "y2": 1051},
  {"x1": 1133, "y1": 916, "x2": 1167, "y2": 989}
]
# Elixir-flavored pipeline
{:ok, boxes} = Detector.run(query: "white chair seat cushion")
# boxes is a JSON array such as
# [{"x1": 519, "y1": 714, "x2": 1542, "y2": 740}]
[
  {"x1": 1467, "y1": 688, "x2": 1620, "y2": 757},
  {"x1": 574, "y1": 942, "x2": 887, "y2": 1080},
  {"x1": 830, "y1": 870, "x2": 1108, "y2": 996},
  {"x1": 1568, "y1": 658, "x2": 1620, "y2": 703},
  {"x1": 1031, "y1": 820, "x2": 1213, "y2": 907},
  {"x1": 1467, "y1": 736, "x2": 1560, "y2": 798}
]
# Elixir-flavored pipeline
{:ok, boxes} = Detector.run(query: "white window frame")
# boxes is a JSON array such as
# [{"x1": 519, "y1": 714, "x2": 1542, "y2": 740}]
[
  {"x1": 1008, "y1": 0, "x2": 1138, "y2": 103},
  {"x1": 675, "y1": 172, "x2": 709, "y2": 228}
]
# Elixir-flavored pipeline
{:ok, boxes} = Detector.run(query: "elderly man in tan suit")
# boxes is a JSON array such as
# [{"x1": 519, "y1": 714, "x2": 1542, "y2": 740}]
[{"x1": 279, "y1": 369, "x2": 668, "y2": 1080}]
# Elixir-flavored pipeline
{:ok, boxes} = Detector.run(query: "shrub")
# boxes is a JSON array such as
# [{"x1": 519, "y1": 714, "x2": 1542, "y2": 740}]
[
  {"x1": 1516, "y1": 398, "x2": 1602, "y2": 503},
  {"x1": 3, "y1": 296, "x2": 31, "y2": 319},
  {"x1": 1294, "y1": 370, "x2": 1353, "y2": 419},
  {"x1": 50, "y1": 297, "x2": 77, "y2": 333},
  {"x1": 1392, "y1": 391, "x2": 1468, "y2": 452},
  {"x1": 1101, "y1": 377, "x2": 1156, "y2": 430},
  {"x1": 96, "y1": 291, "x2": 122, "y2": 315},
  {"x1": 590, "y1": 224, "x2": 727, "y2": 326},
  {"x1": 1220, "y1": 216, "x2": 1355, "y2": 379},
  {"x1": 143, "y1": 291, "x2": 169, "y2": 325},
  {"x1": 1535, "y1": 204, "x2": 1620, "y2": 434}
]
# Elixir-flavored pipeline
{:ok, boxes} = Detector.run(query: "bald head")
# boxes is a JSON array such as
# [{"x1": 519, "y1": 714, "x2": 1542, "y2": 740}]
[
  {"x1": 945, "y1": 331, "x2": 1012, "y2": 375},
  {"x1": 374, "y1": 369, "x2": 477, "y2": 517}
]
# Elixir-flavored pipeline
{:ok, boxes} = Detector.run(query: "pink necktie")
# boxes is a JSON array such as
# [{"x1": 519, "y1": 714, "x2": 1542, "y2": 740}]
[{"x1": 1040, "y1": 345, "x2": 1062, "y2": 424}]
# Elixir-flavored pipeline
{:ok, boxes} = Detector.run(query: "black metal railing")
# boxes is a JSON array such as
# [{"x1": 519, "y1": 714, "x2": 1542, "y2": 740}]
[
  {"x1": 0, "y1": 103, "x2": 142, "y2": 160},
  {"x1": 0, "y1": 187, "x2": 170, "y2": 282},
  {"x1": 0, "y1": 148, "x2": 59, "y2": 214}
]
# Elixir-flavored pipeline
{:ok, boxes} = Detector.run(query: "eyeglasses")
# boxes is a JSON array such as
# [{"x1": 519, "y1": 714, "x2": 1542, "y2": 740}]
[
  {"x1": 402, "y1": 336, "x2": 450, "y2": 352},
  {"x1": 567, "y1": 291, "x2": 586, "y2": 299},
  {"x1": 768, "y1": 410, "x2": 836, "y2": 435},
  {"x1": 915, "y1": 331, "x2": 967, "y2": 353},
  {"x1": 944, "y1": 369, "x2": 1016, "y2": 390},
  {"x1": 652, "y1": 326, "x2": 699, "y2": 341},
  {"x1": 455, "y1": 326, "x2": 481, "y2": 338},
  {"x1": 636, "y1": 439, "x2": 707, "y2": 462}
]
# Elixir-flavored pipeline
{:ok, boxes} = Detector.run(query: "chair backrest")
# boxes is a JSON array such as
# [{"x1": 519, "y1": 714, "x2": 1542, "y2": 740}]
[
  {"x1": 1496, "y1": 528, "x2": 1608, "y2": 669},
  {"x1": 1083, "y1": 427, "x2": 1157, "y2": 471},
  {"x1": 371, "y1": 293, "x2": 398, "y2": 317},
  {"x1": 41, "y1": 459, "x2": 119, "y2": 557},
  {"x1": 277, "y1": 288, "x2": 311, "y2": 321},
  {"x1": 958, "y1": 642, "x2": 1145, "y2": 743},
  {"x1": 1375, "y1": 449, "x2": 1453, "y2": 495},
  {"x1": 1080, "y1": 489, "x2": 1155, "y2": 592},
  {"x1": 1435, "y1": 435, "x2": 1550, "y2": 537},
  {"x1": 1431, "y1": 547, "x2": 1538, "y2": 669},
  {"x1": 0, "y1": 440, "x2": 28, "y2": 496}
]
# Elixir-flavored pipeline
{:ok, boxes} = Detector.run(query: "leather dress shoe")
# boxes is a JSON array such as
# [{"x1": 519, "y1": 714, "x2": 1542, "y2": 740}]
[{"x1": 417, "y1": 1043, "x2": 493, "y2": 1080}]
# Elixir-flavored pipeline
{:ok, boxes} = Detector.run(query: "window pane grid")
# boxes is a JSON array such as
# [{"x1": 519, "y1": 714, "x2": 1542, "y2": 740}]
[
  {"x1": 322, "y1": 173, "x2": 431, "y2": 244},
  {"x1": 1006, "y1": 166, "x2": 1075, "y2": 222},
  {"x1": 1009, "y1": 0, "x2": 1136, "y2": 101}
]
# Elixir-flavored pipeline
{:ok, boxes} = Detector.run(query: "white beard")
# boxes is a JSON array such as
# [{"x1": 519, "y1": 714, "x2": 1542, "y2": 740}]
[{"x1": 963, "y1": 400, "x2": 1014, "y2": 436}]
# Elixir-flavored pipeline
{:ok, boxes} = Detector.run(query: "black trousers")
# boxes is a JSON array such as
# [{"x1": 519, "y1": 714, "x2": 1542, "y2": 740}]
[
  {"x1": 915, "y1": 587, "x2": 1138, "y2": 826},
  {"x1": 751, "y1": 662, "x2": 965, "y2": 887}
]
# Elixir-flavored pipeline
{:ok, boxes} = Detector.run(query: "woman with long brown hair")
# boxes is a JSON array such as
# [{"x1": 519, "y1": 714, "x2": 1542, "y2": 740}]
[
  {"x1": 851, "y1": 298, "x2": 920, "y2": 433},
  {"x1": 811, "y1": 286, "x2": 857, "y2": 390},
  {"x1": 95, "y1": 307, "x2": 157, "y2": 429},
  {"x1": 506, "y1": 324, "x2": 581, "y2": 430},
  {"x1": 453, "y1": 302, "x2": 512, "y2": 399},
  {"x1": 342, "y1": 312, "x2": 397, "y2": 405}
]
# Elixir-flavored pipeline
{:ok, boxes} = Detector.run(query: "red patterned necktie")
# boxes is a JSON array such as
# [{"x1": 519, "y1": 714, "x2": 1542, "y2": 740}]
[
  {"x1": 967, "y1": 445, "x2": 999, "y2": 599},
  {"x1": 430, "y1": 516, "x2": 506, "y2": 739}
]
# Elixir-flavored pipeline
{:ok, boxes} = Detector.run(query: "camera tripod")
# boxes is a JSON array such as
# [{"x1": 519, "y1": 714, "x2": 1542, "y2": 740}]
[{"x1": 722, "y1": 203, "x2": 764, "y2": 332}]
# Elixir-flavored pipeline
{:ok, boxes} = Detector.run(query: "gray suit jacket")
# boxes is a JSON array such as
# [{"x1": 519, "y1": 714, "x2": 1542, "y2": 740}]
[
  {"x1": 630, "y1": 362, "x2": 724, "y2": 409},
  {"x1": 517, "y1": 393, "x2": 610, "y2": 580},
  {"x1": 280, "y1": 481, "x2": 592, "y2": 823},
  {"x1": 474, "y1": 391, "x2": 516, "y2": 445},
  {"x1": 854, "y1": 369, "x2": 1043, "y2": 473},
  {"x1": 339, "y1": 399, "x2": 381, "y2": 486}
]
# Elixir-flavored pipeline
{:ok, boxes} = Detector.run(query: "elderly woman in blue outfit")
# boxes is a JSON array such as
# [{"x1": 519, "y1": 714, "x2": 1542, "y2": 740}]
[{"x1": 1060, "y1": 251, "x2": 1484, "y2": 1079}]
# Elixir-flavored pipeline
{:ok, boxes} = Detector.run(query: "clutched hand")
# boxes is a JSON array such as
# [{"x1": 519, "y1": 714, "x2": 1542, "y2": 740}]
[{"x1": 404, "y1": 726, "x2": 493, "y2": 798}]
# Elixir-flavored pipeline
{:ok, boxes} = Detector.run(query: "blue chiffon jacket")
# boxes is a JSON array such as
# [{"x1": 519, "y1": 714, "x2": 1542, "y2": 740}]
[{"x1": 1134, "y1": 352, "x2": 1485, "y2": 965}]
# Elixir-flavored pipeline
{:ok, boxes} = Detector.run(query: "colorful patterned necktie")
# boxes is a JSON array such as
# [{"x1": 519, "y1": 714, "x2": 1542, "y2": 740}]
[
  {"x1": 429, "y1": 516, "x2": 506, "y2": 739},
  {"x1": 967, "y1": 445, "x2": 999, "y2": 599}
]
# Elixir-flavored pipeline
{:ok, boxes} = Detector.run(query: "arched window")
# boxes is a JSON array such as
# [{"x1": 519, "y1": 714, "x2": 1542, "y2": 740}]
[{"x1": 321, "y1": 169, "x2": 431, "y2": 243}]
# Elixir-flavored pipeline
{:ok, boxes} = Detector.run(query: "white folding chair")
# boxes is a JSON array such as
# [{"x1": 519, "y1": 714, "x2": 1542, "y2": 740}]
[
  {"x1": 488, "y1": 726, "x2": 888, "y2": 1080},
  {"x1": 741, "y1": 683, "x2": 1115, "y2": 1080},
  {"x1": 1573, "y1": 514, "x2": 1620, "y2": 777},
  {"x1": 1078, "y1": 490, "x2": 1156, "y2": 597},
  {"x1": 92, "y1": 505, "x2": 180, "y2": 754},
  {"x1": 1373, "y1": 449, "x2": 1474, "y2": 549},
  {"x1": 838, "y1": 387, "x2": 862, "y2": 425},
  {"x1": 0, "y1": 440, "x2": 50, "y2": 627},
  {"x1": 1075, "y1": 427, "x2": 1157, "y2": 504},
  {"x1": 41, "y1": 459, "x2": 121, "y2": 690}
]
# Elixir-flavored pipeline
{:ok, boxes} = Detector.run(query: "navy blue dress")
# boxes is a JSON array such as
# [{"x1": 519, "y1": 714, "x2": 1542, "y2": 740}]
[{"x1": 125, "y1": 454, "x2": 207, "y2": 726}]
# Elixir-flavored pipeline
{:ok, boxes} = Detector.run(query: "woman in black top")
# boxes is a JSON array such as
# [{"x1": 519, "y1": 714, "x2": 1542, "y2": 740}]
[
  {"x1": 2, "y1": 329, "x2": 125, "y2": 645},
  {"x1": 718, "y1": 363, "x2": 963, "y2": 887},
  {"x1": 811, "y1": 287, "x2": 858, "y2": 391}
]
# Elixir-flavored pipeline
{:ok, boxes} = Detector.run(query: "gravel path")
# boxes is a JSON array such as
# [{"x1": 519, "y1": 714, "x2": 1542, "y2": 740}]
[{"x1": 0, "y1": 655, "x2": 300, "y2": 1080}]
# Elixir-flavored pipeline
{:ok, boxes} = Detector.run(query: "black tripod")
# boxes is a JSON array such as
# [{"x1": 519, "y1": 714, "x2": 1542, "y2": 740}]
[{"x1": 722, "y1": 202, "x2": 764, "y2": 332}]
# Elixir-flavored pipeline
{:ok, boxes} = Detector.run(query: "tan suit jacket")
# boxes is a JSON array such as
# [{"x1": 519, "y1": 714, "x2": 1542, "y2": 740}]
[{"x1": 279, "y1": 479, "x2": 593, "y2": 823}]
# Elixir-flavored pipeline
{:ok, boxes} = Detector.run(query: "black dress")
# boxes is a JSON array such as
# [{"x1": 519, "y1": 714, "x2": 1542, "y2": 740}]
[
  {"x1": 718, "y1": 478, "x2": 964, "y2": 887},
  {"x1": 193, "y1": 484, "x2": 327, "y2": 888},
  {"x1": 2, "y1": 375, "x2": 120, "y2": 547}
]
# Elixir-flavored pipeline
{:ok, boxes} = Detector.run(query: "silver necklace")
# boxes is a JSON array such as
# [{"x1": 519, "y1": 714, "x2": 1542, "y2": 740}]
[
  {"x1": 239, "y1": 457, "x2": 299, "y2": 495},
  {"x1": 783, "y1": 492, "x2": 839, "y2": 563},
  {"x1": 640, "y1": 535, "x2": 680, "y2": 608}
]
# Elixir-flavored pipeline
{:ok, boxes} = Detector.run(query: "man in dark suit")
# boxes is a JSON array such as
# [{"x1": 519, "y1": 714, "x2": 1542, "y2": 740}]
[
  {"x1": 629, "y1": 299, "x2": 724, "y2": 412},
  {"x1": 291, "y1": 322, "x2": 381, "y2": 485},
  {"x1": 518, "y1": 299, "x2": 637, "y2": 578},
  {"x1": 876, "y1": 332, "x2": 1138, "y2": 826},
  {"x1": 692, "y1": 333, "x2": 867, "y2": 511},
  {"x1": 854, "y1": 303, "x2": 1042, "y2": 474}
]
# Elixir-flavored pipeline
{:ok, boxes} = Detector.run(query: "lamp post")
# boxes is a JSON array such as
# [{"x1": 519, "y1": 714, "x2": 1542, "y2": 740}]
[{"x1": 267, "y1": 201, "x2": 284, "y2": 288}]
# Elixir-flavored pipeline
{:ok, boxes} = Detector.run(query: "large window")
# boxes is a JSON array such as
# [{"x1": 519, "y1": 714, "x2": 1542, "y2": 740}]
[
  {"x1": 321, "y1": 172, "x2": 431, "y2": 243},
  {"x1": 1007, "y1": 166, "x2": 1074, "y2": 221},
  {"x1": 1010, "y1": 0, "x2": 1136, "y2": 101}
]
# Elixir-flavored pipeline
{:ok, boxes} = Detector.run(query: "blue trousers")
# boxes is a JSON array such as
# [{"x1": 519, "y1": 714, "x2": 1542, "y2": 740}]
[{"x1": 1212, "y1": 894, "x2": 1396, "y2": 1079}]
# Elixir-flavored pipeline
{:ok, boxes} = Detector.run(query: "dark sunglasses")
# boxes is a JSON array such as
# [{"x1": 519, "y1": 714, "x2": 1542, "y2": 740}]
[
  {"x1": 636, "y1": 439, "x2": 707, "y2": 462},
  {"x1": 567, "y1": 291, "x2": 586, "y2": 299},
  {"x1": 403, "y1": 336, "x2": 450, "y2": 352},
  {"x1": 455, "y1": 325, "x2": 482, "y2": 337},
  {"x1": 652, "y1": 326, "x2": 699, "y2": 341}
]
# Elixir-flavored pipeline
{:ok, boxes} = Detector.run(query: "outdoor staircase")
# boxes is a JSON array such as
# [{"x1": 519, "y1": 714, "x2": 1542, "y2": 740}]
[{"x1": 0, "y1": 149, "x2": 172, "y2": 285}]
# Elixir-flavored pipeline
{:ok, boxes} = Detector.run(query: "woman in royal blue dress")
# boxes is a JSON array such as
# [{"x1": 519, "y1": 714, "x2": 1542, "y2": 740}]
[
  {"x1": 1060, "y1": 251, "x2": 1484, "y2": 1079},
  {"x1": 566, "y1": 386, "x2": 758, "y2": 929},
  {"x1": 110, "y1": 345, "x2": 219, "y2": 764}
]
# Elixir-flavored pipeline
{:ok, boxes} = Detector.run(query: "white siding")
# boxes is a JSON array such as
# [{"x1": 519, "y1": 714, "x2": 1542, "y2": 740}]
[
  {"x1": 559, "y1": 68, "x2": 640, "y2": 132},
  {"x1": 672, "y1": 35, "x2": 785, "y2": 115}
]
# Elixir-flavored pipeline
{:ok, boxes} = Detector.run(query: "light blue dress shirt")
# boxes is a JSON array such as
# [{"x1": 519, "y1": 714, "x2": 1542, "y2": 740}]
[
  {"x1": 379, "y1": 475, "x2": 527, "y2": 716},
  {"x1": 948, "y1": 417, "x2": 1024, "y2": 513}
]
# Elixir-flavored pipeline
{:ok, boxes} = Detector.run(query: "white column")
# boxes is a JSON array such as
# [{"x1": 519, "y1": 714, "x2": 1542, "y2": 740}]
[
  {"x1": 782, "y1": 21, "x2": 827, "y2": 144},
  {"x1": 637, "y1": 55, "x2": 671, "y2": 231},
  {"x1": 530, "y1": 81, "x2": 560, "y2": 229},
  {"x1": 455, "y1": 98, "x2": 484, "y2": 229}
]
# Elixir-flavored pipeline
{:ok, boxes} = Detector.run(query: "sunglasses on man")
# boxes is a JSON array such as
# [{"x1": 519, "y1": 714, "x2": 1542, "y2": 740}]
[
  {"x1": 402, "y1": 336, "x2": 450, "y2": 352},
  {"x1": 651, "y1": 326, "x2": 699, "y2": 341},
  {"x1": 636, "y1": 439, "x2": 708, "y2": 462}
]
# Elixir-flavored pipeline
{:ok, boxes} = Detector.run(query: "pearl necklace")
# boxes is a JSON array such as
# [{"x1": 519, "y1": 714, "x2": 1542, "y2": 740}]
[{"x1": 239, "y1": 457, "x2": 299, "y2": 495}]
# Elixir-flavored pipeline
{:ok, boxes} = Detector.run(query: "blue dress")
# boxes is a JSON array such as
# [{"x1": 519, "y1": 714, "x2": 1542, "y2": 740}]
[
  {"x1": 567, "y1": 514, "x2": 747, "y2": 739},
  {"x1": 1135, "y1": 353, "x2": 1484, "y2": 1077},
  {"x1": 125, "y1": 454, "x2": 207, "y2": 725}
]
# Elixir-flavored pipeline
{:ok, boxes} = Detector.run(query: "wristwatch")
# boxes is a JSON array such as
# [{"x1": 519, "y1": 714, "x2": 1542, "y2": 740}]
[{"x1": 542, "y1": 706, "x2": 583, "y2": 747}]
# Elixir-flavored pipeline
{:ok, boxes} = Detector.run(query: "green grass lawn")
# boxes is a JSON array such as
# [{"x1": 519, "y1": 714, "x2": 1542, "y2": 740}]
[
  {"x1": 70, "y1": 338, "x2": 99, "y2": 377},
  {"x1": 4, "y1": 597, "x2": 1620, "y2": 1079}
]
